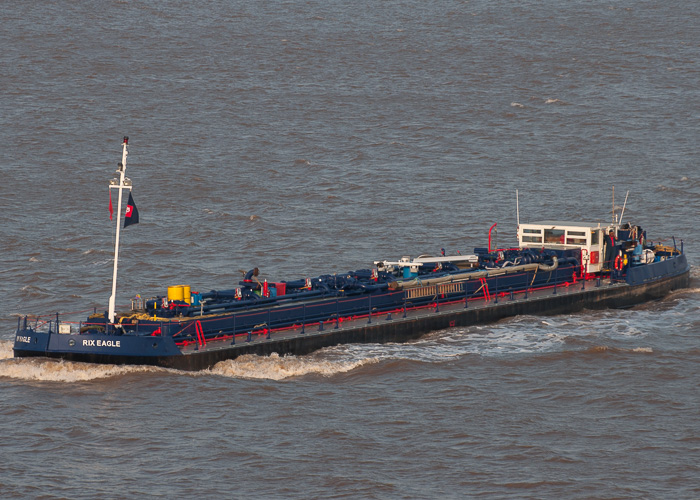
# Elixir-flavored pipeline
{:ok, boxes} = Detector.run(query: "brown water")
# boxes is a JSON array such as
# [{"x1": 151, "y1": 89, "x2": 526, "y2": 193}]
[{"x1": 1, "y1": 1, "x2": 699, "y2": 498}]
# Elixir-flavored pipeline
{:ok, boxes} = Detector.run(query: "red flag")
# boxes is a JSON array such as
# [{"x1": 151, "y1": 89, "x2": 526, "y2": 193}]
[{"x1": 109, "y1": 189, "x2": 113, "y2": 220}]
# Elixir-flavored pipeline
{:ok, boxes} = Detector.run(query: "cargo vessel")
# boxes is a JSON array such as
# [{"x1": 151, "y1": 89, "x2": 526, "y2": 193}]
[{"x1": 13, "y1": 139, "x2": 691, "y2": 371}]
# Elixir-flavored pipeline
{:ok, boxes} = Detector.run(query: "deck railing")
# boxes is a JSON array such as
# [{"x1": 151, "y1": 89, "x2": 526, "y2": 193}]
[{"x1": 18, "y1": 261, "x2": 609, "y2": 344}]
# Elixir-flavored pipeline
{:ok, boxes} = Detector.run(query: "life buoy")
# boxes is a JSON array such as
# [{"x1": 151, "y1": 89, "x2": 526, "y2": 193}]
[{"x1": 614, "y1": 255, "x2": 623, "y2": 271}]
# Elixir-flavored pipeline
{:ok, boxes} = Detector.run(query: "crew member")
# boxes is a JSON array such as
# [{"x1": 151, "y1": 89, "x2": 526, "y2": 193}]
[{"x1": 603, "y1": 229, "x2": 616, "y2": 270}]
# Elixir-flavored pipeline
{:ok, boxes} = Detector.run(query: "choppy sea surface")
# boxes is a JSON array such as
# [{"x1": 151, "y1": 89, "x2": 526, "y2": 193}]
[{"x1": 1, "y1": 1, "x2": 698, "y2": 498}]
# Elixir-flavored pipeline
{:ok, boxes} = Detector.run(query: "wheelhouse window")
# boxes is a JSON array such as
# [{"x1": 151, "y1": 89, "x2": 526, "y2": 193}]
[
  {"x1": 522, "y1": 228, "x2": 542, "y2": 243},
  {"x1": 544, "y1": 228, "x2": 565, "y2": 244},
  {"x1": 566, "y1": 230, "x2": 587, "y2": 245}
]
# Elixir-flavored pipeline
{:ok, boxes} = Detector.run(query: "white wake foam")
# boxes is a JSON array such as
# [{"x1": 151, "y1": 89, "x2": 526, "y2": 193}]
[
  {"x1": 321, "y1": 321, "x2": 567, "y2": 363},
  {"x1": 0, "y1": 340, "x2": 164, "y2": 382},
  {"x1": 0, "y1": 358, "x2": 163, "y2": 382},
  {"x1": 317, "y1": 309, "x2": 664, "y2": 364},
  {"x1": 208, "y1": 352, "x2": 378, "y2": 380},
  {"x1": 0, "y1": 340, "x2": 14, "y2": 360}
]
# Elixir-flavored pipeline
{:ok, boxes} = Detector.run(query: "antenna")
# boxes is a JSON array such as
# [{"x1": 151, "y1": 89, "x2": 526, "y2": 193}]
[
  {"x1": 516, "y1": 189, "x2": 520, "y2": 226},
  {"x1": 619, "y1": 190, "x2": 629, "y2": 224},
  {"x1": 612, "y1": 185, "x2": 615, "y2": 225}
]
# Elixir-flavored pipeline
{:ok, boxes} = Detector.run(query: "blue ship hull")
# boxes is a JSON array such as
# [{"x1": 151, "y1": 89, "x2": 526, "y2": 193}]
[{"x1": 13, "y1": 253, "x2": 689, "y2": 371}]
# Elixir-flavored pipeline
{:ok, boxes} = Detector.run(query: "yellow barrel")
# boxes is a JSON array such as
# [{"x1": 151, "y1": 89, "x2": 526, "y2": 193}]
[
  {"x1": 182, "y1": 285, "x2": 191, "y2": 304},
  {"x1": 167, "y1": 285, "x2": 184, "y2": 302}
]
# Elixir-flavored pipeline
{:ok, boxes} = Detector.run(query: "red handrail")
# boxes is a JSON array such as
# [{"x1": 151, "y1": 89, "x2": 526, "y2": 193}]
[{"x1": 488, "y1": 223, "x2": 497, "y2": 252}]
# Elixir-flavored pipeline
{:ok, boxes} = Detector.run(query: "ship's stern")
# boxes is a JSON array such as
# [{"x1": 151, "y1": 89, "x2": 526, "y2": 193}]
[{"x1": 13, "y1": 329, "x2": 52, "y2": 358}]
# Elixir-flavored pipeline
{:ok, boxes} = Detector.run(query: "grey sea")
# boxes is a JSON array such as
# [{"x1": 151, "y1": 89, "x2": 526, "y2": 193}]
[{"x1": 1, "y1": 1, "x2": 698, "y2": 498}]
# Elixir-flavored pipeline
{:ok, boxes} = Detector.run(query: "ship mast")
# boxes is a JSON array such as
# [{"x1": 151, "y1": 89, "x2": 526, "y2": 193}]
[{"x1": 108, "y1": 137, "x2": 132, "y2": 323}]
